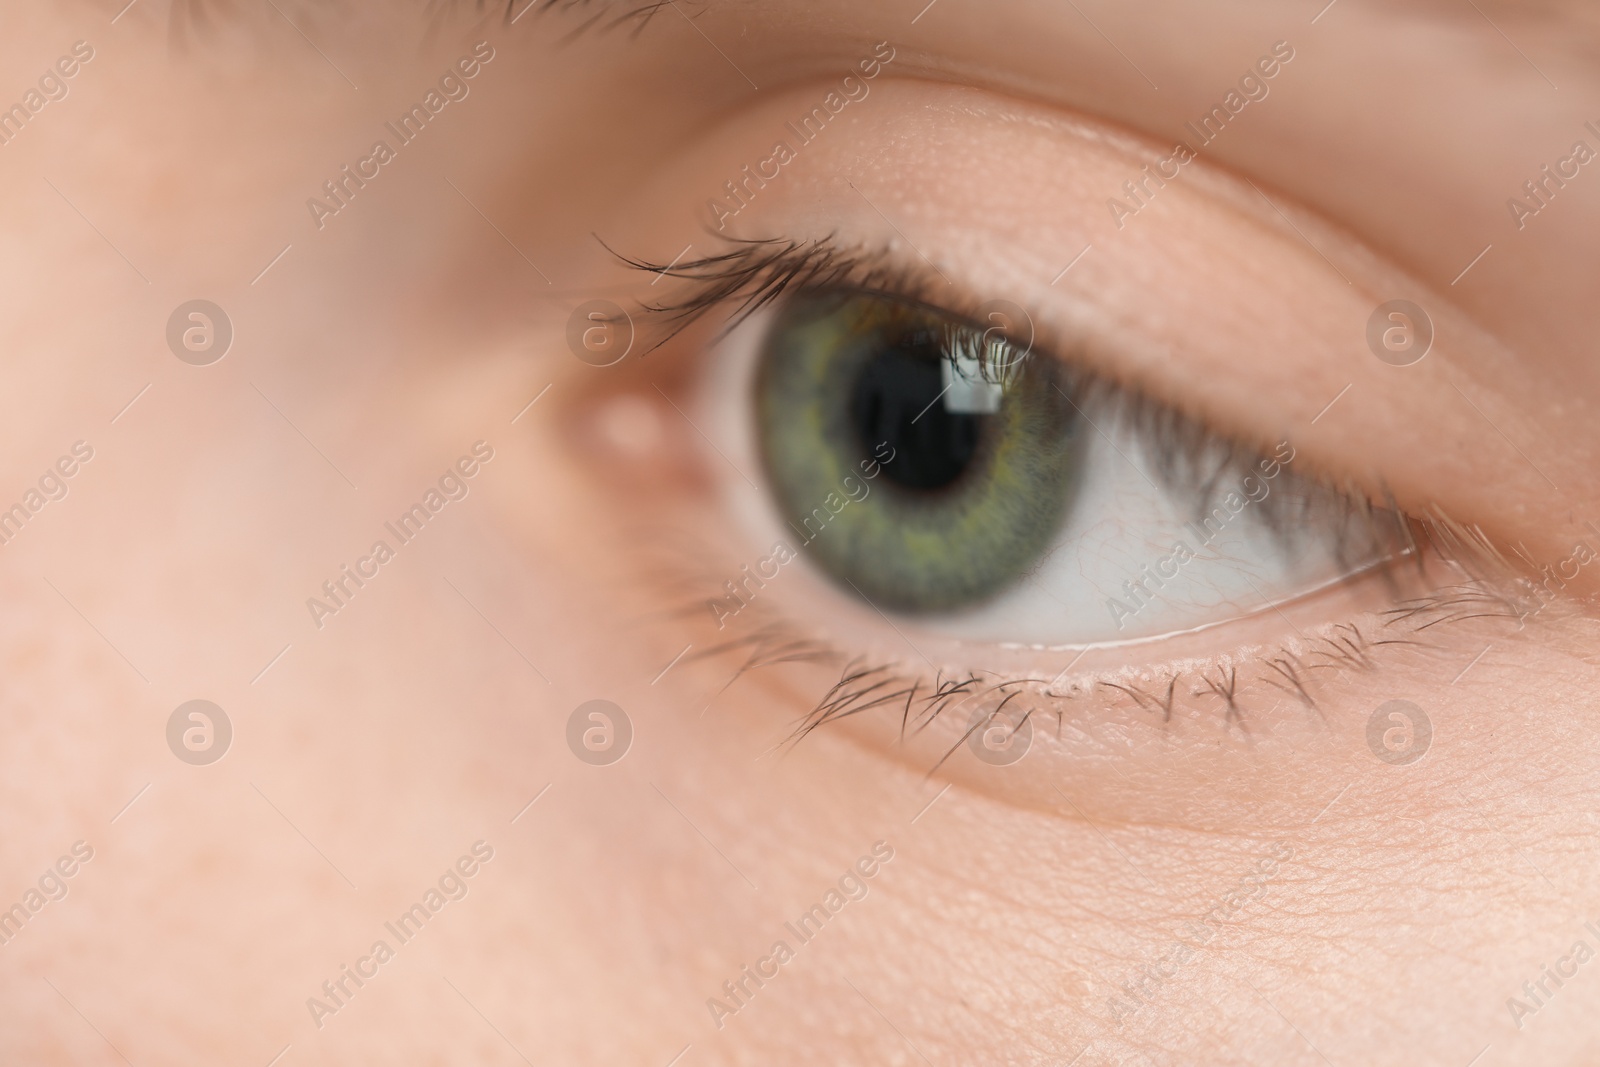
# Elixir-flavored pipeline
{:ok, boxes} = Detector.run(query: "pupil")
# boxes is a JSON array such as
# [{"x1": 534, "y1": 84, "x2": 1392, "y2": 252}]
[{"x1": 849, "y1": 328, "x2": 986, "y2": 491}]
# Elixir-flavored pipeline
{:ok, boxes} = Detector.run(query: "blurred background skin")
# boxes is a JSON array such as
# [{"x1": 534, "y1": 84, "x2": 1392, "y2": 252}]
[{"x1": 1, "y1": 1, "x2": 1599, "y2": 1064}]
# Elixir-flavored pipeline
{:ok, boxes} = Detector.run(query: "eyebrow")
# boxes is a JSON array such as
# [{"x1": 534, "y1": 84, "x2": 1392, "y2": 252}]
[
  {"x1": 159, "y1": 0, "x2": 659, "y2": 35},
  {"x1": 522, "y1": 0, "x2": 1600, "y2": 32},
  {"x1": 125, "y1": 0, "x2": 1600, "y2": 60}
]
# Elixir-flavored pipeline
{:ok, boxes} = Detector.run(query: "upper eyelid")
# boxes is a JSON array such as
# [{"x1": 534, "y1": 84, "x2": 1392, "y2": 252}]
[
  {"x1": 612, "y1": 233, "x2": 1334, "y2": 489},
  {"x1": 600, "y1": 76, "x2": 1575, "y2": 620},
  {"x1": 607, "y1": 235, "x2": 922, "y2": 346},
  {"x1": 634, "y1": 232, "x2": 1417, "y2": 563},
  {"x1": 618, "y1": 228, "x2": 1543, "y2": 603}
]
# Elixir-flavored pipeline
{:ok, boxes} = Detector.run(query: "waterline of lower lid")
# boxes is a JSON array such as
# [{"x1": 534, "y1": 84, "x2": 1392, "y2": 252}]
[{"x1": 993, "y1": 551, "x2": 1413, "y2": 656}]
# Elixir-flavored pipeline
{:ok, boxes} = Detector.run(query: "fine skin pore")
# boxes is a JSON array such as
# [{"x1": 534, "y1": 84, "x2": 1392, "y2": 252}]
[{"x1": 2, "y1": 2, "x2": 1600, "y2": 1065}]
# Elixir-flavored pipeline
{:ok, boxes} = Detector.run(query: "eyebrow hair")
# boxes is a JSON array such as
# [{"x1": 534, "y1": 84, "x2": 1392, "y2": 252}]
[
  {"x1": 121, "y1": 0, "x2": 1600, "y2": 57},
  {"x1": 156, "y1": 0, "x2": 670, "y2": 44},
  {"x1": 502, "y1": 0, "x2": 1600, "y2": 35}
]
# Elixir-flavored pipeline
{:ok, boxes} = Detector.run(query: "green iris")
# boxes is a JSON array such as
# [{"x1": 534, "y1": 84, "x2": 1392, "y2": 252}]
[{"x1": 755, "y1": 291, "x2": 1083, "y2": 614}]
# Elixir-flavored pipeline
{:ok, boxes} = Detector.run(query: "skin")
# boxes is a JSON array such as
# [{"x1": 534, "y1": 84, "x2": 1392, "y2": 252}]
[{"x1": 2, "y1": 1, "x2": 1599, "y2": 1064}]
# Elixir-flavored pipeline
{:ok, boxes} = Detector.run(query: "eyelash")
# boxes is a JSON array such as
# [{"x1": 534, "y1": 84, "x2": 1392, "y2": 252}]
[
  {"x1": 511, "y1": 0, "x2": 671, "y2": 35},
  {"x1": 609, "y1": 232, "x2": 1532, "y2": 754},
  {"x1": 618, "y1": 233, "x2": 1411, "y2": 558}
]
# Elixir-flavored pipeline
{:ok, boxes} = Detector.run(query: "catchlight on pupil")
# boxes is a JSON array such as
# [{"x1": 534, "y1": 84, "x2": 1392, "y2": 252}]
[
  {"x1": 755, "y1": 292, "x2": 1082, "y2": 614},
  {"x1": 850, "y1": 328, "x2": 981, "y2": 491}
]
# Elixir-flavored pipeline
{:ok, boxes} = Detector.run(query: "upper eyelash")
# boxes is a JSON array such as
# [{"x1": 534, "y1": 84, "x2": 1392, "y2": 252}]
[
  {"x1": 611, "y1": 232, "x2": 1415, "y2": 573},
  {"x1": 604, "y1": 235, "x2": 904, "y2": 343},
  {"x1": 612, "y1": 235, "x2": 1531, "y2": 578}
]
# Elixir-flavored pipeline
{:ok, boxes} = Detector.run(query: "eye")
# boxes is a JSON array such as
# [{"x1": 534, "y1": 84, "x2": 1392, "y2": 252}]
[
  {"x1": 730, "y1": 280, "x2": 1408, "y2": 647},
  {"x1": 576, "y1": 75, "x2": 1528, "y2": 803}
]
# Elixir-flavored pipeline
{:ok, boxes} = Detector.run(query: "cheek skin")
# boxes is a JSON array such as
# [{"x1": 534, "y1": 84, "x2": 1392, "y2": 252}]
[
  {"x1": 501, "y1": 425, "x2": 1600, "y2": 1064},
  {"x1": 547, "y1": 336, "x2": 1600, "y2": 1061},
  {"x1": 542, "y1": 76, "x2": 1600, "y2": 1064}
]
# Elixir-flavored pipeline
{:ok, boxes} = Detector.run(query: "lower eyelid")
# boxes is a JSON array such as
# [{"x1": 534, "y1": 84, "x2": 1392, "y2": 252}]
[
  {"x1": 578, "y1": 567, "x2": 1425, "y2": 842},
  {"x1": 682, "y1": 569, "x2": 1524, "y2": 826}
]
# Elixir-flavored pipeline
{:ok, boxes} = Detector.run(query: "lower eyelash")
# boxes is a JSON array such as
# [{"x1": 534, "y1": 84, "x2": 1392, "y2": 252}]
[
  {"x1": 751, "y1": 581, "x2": 1520, "y2": 764},
  {"x1": 645, "y1": 517, "x2": 1539, "y2": 768}
]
